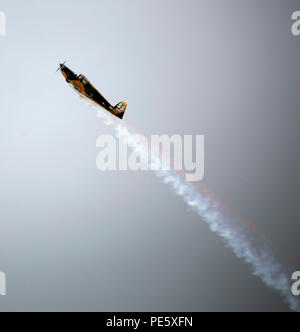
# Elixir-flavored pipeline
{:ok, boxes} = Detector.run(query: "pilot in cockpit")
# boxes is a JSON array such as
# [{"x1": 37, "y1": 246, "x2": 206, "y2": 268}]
[{"x1": 78, "y1": 74, "x2": 89, "y2": 84}]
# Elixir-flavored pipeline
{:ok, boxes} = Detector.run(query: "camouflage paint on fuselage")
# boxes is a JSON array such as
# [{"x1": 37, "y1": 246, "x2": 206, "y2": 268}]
[{"x1": 59, "y1": 64, "x2": 127, "y2": 119}]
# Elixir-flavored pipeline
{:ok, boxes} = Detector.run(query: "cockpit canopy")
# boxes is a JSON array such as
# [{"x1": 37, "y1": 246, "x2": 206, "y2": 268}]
[{"x1": 78, "y1": 74, "x2": 89, "y2": 84}]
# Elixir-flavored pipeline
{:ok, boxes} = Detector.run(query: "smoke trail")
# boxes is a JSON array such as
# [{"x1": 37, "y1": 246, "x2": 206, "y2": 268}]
[{"x1": 96, "y1": 110, "x2": 300, "y2": 312}]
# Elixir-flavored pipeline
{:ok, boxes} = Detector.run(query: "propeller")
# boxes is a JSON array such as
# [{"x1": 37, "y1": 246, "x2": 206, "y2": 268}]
[{"x1": 56, "y1": 61, "x2": 67, "y2": 72}]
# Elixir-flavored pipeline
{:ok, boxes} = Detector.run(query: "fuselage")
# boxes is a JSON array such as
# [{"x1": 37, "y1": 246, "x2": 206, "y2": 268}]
[
  {"x1": 58, "y1": 64, "x2": 126, "y2": 119},
  {"x1": 60, "y1": 65, "x2": 114, "y2": 112}
]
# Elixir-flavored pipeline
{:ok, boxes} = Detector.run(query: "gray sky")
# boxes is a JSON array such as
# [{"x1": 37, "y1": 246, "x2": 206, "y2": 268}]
[{"x1": 0, "y1": 0, "x2": 299, "y2": 311}]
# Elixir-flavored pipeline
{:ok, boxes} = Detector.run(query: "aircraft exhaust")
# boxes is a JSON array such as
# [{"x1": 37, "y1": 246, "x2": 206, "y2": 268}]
[{"x1": 96, "y1": 109, "x2": 300, "y2": 312}]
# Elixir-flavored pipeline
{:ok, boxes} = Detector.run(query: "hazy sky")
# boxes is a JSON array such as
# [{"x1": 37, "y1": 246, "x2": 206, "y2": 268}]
[{"x1": 0, "y1": 0, "x2": 300, "y2": 311}]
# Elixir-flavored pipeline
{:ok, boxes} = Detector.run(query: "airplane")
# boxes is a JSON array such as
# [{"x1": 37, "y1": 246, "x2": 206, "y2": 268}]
[{"x1": 57, "y1": 62, "x2": 127, "y2": 119}]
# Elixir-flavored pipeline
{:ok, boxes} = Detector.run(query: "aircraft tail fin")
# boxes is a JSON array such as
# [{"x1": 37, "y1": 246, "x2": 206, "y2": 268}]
[{"x1": 114, "y1": 101, "x2": 127, "y2": 119}]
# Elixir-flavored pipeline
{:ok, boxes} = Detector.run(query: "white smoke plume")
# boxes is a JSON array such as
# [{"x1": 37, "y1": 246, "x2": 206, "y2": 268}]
[{"x1": 96, "y1": 109, "x2": 300, "y2": 312}]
